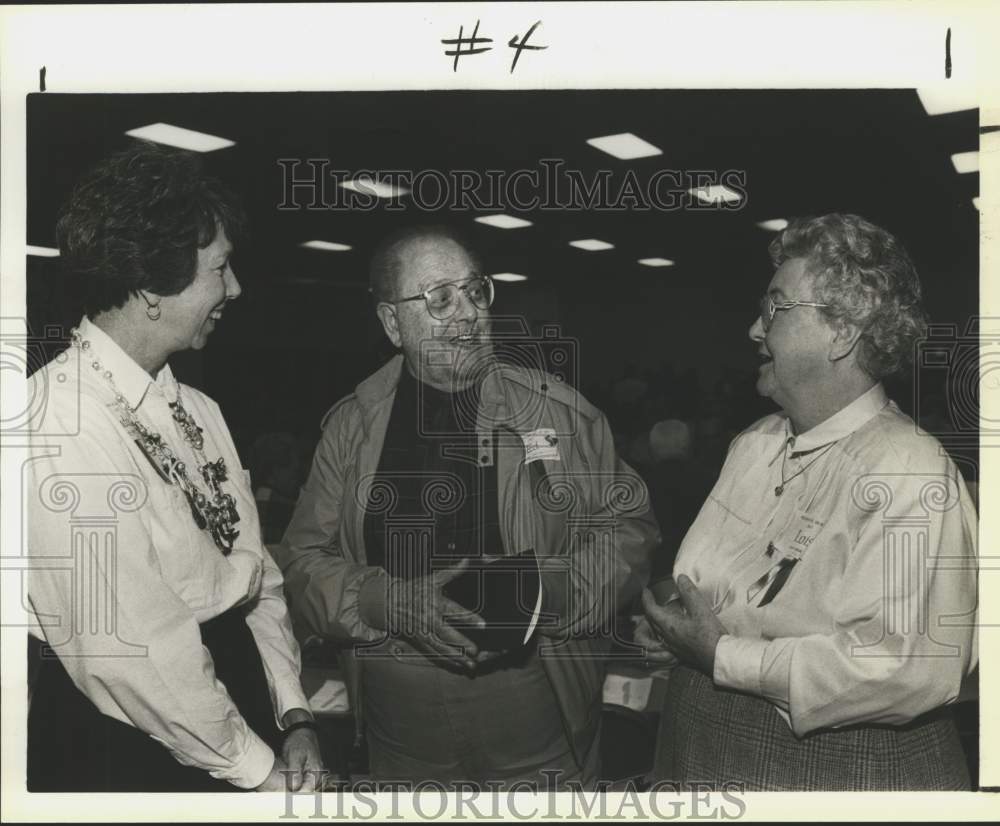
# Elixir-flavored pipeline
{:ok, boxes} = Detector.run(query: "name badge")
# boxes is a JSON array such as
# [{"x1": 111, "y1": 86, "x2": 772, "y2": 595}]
[
  {"x1": 778, "y1": 510, "x2": 825, "y2": 560},
  {"x1": 521, "y1": 428, "x2": 560, "y2": 464}
]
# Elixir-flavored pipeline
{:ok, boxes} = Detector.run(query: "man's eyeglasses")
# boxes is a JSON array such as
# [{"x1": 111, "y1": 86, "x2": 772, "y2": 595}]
[
  {"x1": 394, "y1": 275, "x2": 495, "y2": 320},
  {"x1": 758, "y1": 294, "x2": 830, "y2": 332}
]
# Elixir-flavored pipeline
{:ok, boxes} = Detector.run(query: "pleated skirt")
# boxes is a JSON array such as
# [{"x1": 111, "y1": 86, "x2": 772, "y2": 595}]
[
  {"x1": 653, "y1": 666, "x2": 970, "y2": 791},
  {"x1": 28, "y1": 606, "x2": 282, "y2": 792}
]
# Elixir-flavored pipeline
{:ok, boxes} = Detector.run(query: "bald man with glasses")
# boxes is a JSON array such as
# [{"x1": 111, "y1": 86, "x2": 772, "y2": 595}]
[{"x1": 275, "y1": 225, "x2": 657, "y2": 789}]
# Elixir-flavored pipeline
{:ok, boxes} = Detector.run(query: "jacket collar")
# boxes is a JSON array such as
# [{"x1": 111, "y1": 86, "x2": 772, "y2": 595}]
[
  {"x1": 353, "y1": 353, "x2": 512, "y2": 429},
  {"x1": 354, "y1": 354, "x2": 405, "y2": 415},
  {"x1": 785, "y1": 382, "x2": 889, "y2": 454}
]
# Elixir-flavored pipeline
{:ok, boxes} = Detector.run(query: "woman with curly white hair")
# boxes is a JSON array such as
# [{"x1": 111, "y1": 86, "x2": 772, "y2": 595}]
[{"x1": 639, "y1": 213, "x2": 978, "y2": 790}]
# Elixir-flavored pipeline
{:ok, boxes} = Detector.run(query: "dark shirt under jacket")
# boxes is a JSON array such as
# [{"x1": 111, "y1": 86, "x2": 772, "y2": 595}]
[{"x1": 363, "y1": 367, "x2": 502, "y2": 578}]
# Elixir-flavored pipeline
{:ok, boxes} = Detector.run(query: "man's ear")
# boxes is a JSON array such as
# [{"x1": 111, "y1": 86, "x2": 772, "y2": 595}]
[
  {"x1": 376, "y1": 302, "x2": 402, "y2": 348},
  {"x1": 828, "y1": 316, "x2": 863, "y2": 362}
]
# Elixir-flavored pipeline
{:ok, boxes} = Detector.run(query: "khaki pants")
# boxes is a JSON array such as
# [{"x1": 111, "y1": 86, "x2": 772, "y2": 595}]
[{"x1": 362, "y1": 645, "x2": 599, "y2": 790}]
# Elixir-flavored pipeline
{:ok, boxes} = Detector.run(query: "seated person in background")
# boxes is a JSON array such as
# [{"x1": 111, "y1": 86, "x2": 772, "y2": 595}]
[
  {"x1": 639, "y1": 213, "x2": 978, "y2": 791},
  {"x1": 250, "y1": 431, "x2": 304, "y2": 545},
  {"x1": 274, "y1": 225, "x2": 658, "y2": 789}
]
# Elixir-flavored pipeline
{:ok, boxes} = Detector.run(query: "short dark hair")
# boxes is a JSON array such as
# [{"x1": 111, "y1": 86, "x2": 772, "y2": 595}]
[
  {"x1": 56, "y1": 141, "x2": 247, "y2": 316},
  {"x1": 769, "y1": 213, "x2": 928, "y2": 380},
  {"x1": 369, "y1": 224, "x2": 482, "y2": 302}
]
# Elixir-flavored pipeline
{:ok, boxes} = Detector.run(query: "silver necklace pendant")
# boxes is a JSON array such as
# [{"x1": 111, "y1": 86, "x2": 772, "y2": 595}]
[
  {"x1": 212, "y1": 495, "x2": 240, "y2": 553},
  {"x1": 201, "y1": 456, "x2": 228, "y2": 488},
  {"x1": 169, "y1": 400, "x2": 205, "y2": 451},
  {"x1": 69, "y1": 329, "x2": 240, "y2": 556},
  {"x1": 184, "y1": 488, "x2": 209, "y2": 530},
  {"x1": 774, "y1": 485, "x2": 784, "y2": 497},
  {"x1": 134, "y1": 438, "x2": 173, "y2": 483},
  {"x1": 212, "y1": 523, "x2": 238, "y2": 554}
]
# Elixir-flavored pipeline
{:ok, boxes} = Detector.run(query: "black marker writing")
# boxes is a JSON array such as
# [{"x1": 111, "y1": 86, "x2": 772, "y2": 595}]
[
  {"x1": 508, "y1": 20, "x2": 548, "y2": 74},
  {"x1": 442, "y1": 20, "x2": 493, "y2": 72}
]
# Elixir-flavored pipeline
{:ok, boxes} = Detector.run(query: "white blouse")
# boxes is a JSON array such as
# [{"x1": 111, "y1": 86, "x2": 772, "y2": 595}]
[
  {"x1": 675, "y1": 384, "x2": 979, "y2": 737},
  {"x1": 27, "y1": 317, "x2": 309, "y2": 789}
]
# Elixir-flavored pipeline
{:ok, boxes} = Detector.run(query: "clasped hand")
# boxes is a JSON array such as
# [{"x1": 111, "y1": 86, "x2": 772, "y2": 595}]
[
  {"x1": 255, "y1": 710, "x2": 324, "y2": 792},
  {"x1": 254, "y1": 732, "x2": 323, "y2": 793},
  {"x1": 638, "y1": 574, "x2": 728, "y2": 677},
  {"x1": 387, "y1": 558, "x2": 492, "y2": 671}
]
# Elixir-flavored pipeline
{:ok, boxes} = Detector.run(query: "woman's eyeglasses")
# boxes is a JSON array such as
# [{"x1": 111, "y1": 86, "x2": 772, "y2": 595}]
[{"x1": 758, "y1": 294, "x2": 830, "y2": 331}]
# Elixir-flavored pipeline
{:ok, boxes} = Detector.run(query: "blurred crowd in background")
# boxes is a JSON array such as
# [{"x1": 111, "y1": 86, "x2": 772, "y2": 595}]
[{"x1": 241, "y1": 358, "x2": 977, "y2": 580}]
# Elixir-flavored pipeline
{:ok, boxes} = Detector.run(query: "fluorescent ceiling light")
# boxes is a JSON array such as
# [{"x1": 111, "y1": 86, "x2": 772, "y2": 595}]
[
  {"x1": 951, "y1": 151, "x2": 979, "y2": 174},
  {"x1": 474, "y1": 214, "x2": 533, "y2": 229},
  {"x1": 689, "y1": 185, "x2": 743, "y2": 205},
  {"x1": 300, "y1": 240, "x2": 352, "y2": 252},
  {"x1": 491, "y1": 273, "x2": 528, "y2": 282},
  {"x1": 586, "y1": 132, "x2": 663, "y2": 160},
  {"x1": 916, "y1": 87, "x2": 978, "y2": 116},
  {"x1": 569, "y1": 238, "x2": 614, "y2": 251},
  {"x1": 339, "y1": 177, "x2": 409, "y2": 199},
  {"x1": 27, "y1": 245, "x2": 60, "y2": 257},
  {"x1": 125, "y1": 122, "x2": 235, "y2": 152},
  {"x1": 756, "y1": 218, "x2": 788, "y2": 232},
  {"x1": 638, "y1": 258, "x2": 675, "y2": 267}
]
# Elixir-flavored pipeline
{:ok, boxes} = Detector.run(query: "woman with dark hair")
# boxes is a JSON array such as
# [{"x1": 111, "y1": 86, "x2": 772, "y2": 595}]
[
  {"x1": 639, "y1": 213, "x2": 978, "y2": 790},
  {"x1": 26, "y1": 142, "x2": 323, "y2": 792}
]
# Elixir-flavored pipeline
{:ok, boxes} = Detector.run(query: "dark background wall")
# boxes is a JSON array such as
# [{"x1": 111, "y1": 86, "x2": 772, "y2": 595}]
[{"x1": 24, "y1": 89, "x2": 980, "y2": 481}]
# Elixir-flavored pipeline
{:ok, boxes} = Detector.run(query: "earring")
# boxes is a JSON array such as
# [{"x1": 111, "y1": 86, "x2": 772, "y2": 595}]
[{"x1": 139, "y1": 291, "x2": 161, "y2": 321}]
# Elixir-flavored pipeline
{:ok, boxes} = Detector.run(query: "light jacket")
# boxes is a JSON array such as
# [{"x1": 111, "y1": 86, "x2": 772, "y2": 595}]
[{"x1": 275, "y1": 355, "x2": 658, "y2": 763}]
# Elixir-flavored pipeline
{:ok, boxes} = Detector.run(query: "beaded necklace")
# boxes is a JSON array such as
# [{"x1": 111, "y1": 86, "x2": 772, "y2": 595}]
[{"x1": 70, "y1": 328, "x2": 240, "y2": 554}]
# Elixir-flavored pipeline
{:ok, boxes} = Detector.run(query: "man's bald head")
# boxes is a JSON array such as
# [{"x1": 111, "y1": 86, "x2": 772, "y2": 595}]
[{"x1": 369, "y1": 225, "x2": 482, "y2": 303}]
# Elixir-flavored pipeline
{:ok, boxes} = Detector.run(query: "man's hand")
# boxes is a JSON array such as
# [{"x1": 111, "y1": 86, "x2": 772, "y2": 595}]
[
  {"x1": 640, "y1": 574, "x2": 727, "y2": 676},
  {"x1": 388, "y1": 559, "x2": 486, "y2": 671}
]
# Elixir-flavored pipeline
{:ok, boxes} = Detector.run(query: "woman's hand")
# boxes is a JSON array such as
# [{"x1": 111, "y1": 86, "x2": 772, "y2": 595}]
[
  {"x1": 281, "y1": 728, "x2": 324, "y2": 792},
  {"x1": 641, "y1": 574, "x2": 727, "y2": 676},
  {"x1": 277, "y1": 709, "x2": 325, "y2": 792},
  {"x1": 633, "y1": 616, "x2": 679, "y2": 667},
  {"x1": 254, "y1": 756, "x2": 292, "y2": 792}
]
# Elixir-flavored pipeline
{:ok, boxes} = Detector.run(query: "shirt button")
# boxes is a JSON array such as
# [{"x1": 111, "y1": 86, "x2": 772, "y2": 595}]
[
  {"x1": 540, "y1": 383, "x2": 549, "y2": 392},
  {"x1": 482, "y1": 438, "x2": 490, "y2": 446},
  {"x1": 447, "y1": 542, "x2": 456, "y2": 550},
  {"x1": 480, "y1": 455, "x2": 489, "y2": 464}
]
